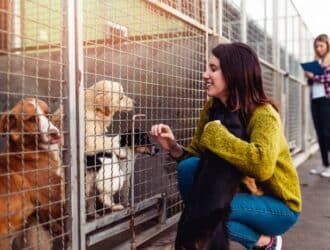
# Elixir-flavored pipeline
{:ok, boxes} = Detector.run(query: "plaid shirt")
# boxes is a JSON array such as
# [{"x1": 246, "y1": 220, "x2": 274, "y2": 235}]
[{"x1": 313, "y1": 66, "x2": 330, "y2": 98}]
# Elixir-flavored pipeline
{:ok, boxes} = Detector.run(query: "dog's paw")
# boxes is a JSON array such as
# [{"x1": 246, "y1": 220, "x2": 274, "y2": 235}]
[{"x1": 111, "y1": 204, "x2": 125, "y2": 211}]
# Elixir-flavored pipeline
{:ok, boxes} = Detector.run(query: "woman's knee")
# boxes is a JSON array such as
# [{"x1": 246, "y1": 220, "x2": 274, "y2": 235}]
[
  {"x1": 230, "y1": 194, "x2": 299, "y2": 236},
  {"x1": 177, "y1": 156, "x2": 200, "y2": 178}
]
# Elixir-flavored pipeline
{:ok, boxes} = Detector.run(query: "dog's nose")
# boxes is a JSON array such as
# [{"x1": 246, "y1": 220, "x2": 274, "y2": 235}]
[
  {"x1": 49, "y1": 129, "x2": 60, "y2": 138},
  {"x1": 155, "y1": 147, "x2": 160, "y2": 154}
]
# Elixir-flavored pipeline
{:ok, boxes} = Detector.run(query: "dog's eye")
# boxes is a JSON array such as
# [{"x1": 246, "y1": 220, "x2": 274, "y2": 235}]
[{"x1": 120, "y1": 96, "x2": 124, "y2": 100}]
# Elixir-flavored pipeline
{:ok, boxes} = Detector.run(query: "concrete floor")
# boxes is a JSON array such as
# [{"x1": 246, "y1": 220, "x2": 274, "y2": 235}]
[{"x1": 140, "y1": 151, "x2": 330, "y2": 250}]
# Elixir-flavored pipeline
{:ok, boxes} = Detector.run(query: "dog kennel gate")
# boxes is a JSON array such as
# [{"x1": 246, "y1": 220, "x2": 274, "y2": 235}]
[{"x1": 73, "y1": 1, "x2": 210, "y2": 249}]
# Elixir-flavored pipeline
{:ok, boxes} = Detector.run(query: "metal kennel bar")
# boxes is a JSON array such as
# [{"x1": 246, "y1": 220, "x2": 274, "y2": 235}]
[
  {"x1": 0, "y1": 1, "x2": 319, "y2": 249},
  {"x1": 64, "y1": 0, "x2": 80, "y2": 249},
  {"x1": 0, "y1": 0, "x2": 72, "y2": 249},
  {"x1": 77, "y1": 0, "x2": 208, "y2": 249}
]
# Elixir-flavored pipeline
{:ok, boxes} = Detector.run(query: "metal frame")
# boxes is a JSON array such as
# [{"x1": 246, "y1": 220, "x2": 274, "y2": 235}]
[
  {"x1": 75, "y1": 0, "x2": 87, "y2": 248},
  {"x1": 0, "y1": 1, "x2": 318, "y2": 249},
  {"x1": 64, "y1": 0, "x2": 80, "y2": 249}
]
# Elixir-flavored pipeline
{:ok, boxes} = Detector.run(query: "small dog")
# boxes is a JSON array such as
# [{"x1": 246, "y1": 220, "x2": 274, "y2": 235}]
[
  {"x1": 176, "y1": 100, "x2": 262, "y2": 250},
  {"x1": 0, "y1": 98, "x2": 63, "y2": 250},
  {"x1": 85, "y1": 151, "x2": 125, "y2": 213},
  {"x1": 84, "y1": 80, "x2": 135, "y2": 154},
  {"x1": 93, "y1": 129, "x2": 159, "y2": 211},
  {"x1": 52, "y1": 80, "x2": 134, "y2": 154},
  {"x1": 51, "y1": 80, "x2": 135, "y2": 216}
]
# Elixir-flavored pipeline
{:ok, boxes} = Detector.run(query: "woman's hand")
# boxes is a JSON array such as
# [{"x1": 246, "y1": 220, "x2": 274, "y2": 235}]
[
  {"x1": 150, "y1": 124, "x2": 183, "y2": 158},
  {"x1": 304, "y1": 71, "x2": 314, "y2": 79}
]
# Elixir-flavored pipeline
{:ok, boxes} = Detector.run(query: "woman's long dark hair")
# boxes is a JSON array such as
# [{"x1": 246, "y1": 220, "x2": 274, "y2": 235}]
[{"x1": 210, "y1": 42, "x2": 277, "y2": 118}]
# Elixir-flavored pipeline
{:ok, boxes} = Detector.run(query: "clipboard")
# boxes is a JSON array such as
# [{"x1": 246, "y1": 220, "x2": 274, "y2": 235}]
[{"x1": 300, "y1": 61, "x2": 324, "y2": 75}]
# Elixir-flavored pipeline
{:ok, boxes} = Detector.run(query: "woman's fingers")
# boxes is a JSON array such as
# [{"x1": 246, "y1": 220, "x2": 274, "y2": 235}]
[
  {"x1": 159, "y1": 132, "x2": 172, "y2": 139},
  {"x1": 150, "y1": 124, "x2": 161, "y2": 136},
  {"x1": 150, "y1": 124, "x2": 171, "y2": 136},
  {"x1": 150, "y1": 125, "x2": 157, "y2": 136},
  {"x1": 158, "y1": 123, "x2": 169, "y2": 134}
]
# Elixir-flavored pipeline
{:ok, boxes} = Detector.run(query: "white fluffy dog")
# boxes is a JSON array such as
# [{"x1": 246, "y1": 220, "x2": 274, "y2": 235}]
[{"x1": 95, "y1": 130, "x2": 159, "y2": 211}]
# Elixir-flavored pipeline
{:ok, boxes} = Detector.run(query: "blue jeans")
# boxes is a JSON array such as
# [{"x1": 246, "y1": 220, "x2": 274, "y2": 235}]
[{"x1": 177, "y1": 157, "x2": 300, "y2": 250}]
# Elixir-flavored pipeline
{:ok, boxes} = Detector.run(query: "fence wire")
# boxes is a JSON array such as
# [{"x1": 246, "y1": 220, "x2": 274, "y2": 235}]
[
  {"x1": 0, "y1": 0, "x2": 317, "y2": 249},
  {"x1": 0, "y1": 0, "x2": 70, "y2": 249}
]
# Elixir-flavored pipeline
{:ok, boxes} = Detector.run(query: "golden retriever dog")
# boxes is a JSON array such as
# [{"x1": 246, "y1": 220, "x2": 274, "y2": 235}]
[
  {"x1": 84, "y1": 80, "x2": 134, "y2": 154},
  {"x1": 0, "y1": 98, "x2": 63, "y2": 250},
  {"x1": 52, "y1": 80, "x2": 134, "y2": 154}
]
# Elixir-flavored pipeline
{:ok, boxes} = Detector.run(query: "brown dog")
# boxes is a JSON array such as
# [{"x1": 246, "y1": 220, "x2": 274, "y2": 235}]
[{"x1": 0, "y1": 98, "x2": 63, "y2": 250}]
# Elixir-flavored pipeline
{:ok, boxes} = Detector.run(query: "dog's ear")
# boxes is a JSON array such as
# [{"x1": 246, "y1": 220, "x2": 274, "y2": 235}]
[{"x1": 0, "y1": 113, "x2": 16, "y2": 134}]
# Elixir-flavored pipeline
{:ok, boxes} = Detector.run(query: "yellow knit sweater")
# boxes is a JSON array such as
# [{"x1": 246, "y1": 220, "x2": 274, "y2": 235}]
[{"x1": 182, "y1": 99, "x2": 302, "y2": 212}]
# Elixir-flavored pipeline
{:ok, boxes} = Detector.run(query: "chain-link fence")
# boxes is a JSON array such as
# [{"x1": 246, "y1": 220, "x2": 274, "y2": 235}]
[{"x1": 0, "y1": 0, "x2": 316, "y2": 249}]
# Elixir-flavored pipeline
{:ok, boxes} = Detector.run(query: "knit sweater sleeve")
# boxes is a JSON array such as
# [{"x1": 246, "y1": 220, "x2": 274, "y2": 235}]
[{"x1": 199, "y1": 105, "x2": 281, "y2": 181}]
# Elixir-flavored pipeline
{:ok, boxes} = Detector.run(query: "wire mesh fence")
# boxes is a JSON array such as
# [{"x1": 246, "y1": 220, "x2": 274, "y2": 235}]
[
  {"x1": 222, "y1": 0, "x2": 242, "y2": 42},
  {"x1": 0, "y1": 0, "x2": 69, "y2": 249},
  {"x1": 0, "y1": 0, "x2": 317, "y2": 249},
  {"x1": 286, "y1": 79, "x2": 303, "y2": 151},
  {"x1": 80, "y1": 0, "x2": 206, "y2": 247}
]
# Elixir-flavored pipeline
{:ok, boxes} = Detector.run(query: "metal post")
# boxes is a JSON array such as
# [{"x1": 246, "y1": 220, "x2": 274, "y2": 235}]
[
  {"x1": 211, "y1": 0, "x2": 216, "y2": 34},
  {"x1": 218, "y1": 0, "x2": 223, "y2": 40},
  {"x1": 285, "y1": 0, "x2": 289, "y2": 72},
  {"x1": 272, "y1": 0, "x2": 279, "y2": 69},
  {"x1": 272, "y1": 0, "x2": 282, "y2": 116},
  {"x1": 74, "y1": 0, "x2": 86, "y2": 249},
  {"x1": 264, "y1": 0, "x2": 267, "y2": 59},
  {"x1": 205, "y1": 0, "x2": 209, "y2": 60},
  {"x1": 11, "y1": 0, "x2": 21, "y2": 49},
  {"x1": 64, "y1": 0, "x2": 82, "y2": 249},
  {"x1": 282, "y1": 0, "x2": 289, "y2": 136},
  {"x1": 240, "y1": 0, "x2": 247, "y2": 43}
]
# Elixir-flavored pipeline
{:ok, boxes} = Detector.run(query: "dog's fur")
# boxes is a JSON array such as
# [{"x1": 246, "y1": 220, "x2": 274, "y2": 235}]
[
  {"x1": 51, "y1": 80, "x2": 135, "y2": 216},
  {"x1": 91, "y1": 129, "x2": 158, "y2": 211},
  {"x1": 0, "y1": 98, "x2": 63, "y2": 250},
  {"x1": 85, "y1": 151, "x2": 125, "y2": 213},
  {"x1": 52, "y1": 80, "x2": 134, "y2": 155},
  {"x1": 175, "y1": 100, "x2": 261, "y2": 250},
  {"x1": 86, "y1": 80, "x2": 135, "y2": 154},
  {"x1": 81, "y1": 80, "x2": 134, "y2": 215}
]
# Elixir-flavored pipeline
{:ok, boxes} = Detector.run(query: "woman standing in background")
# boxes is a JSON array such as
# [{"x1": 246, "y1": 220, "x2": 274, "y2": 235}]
[{"x1": 304, "y1": 34, "x2": 330, "y2": 178}]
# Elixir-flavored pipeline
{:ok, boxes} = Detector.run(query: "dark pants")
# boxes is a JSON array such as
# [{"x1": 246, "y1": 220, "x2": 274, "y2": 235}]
[{"x1": 311, "y1": 97, "x2": 330, "y2": 166}]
